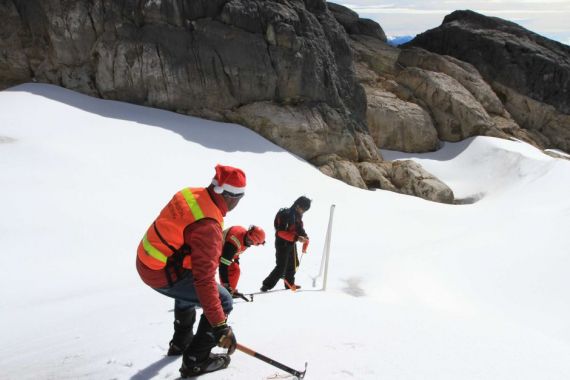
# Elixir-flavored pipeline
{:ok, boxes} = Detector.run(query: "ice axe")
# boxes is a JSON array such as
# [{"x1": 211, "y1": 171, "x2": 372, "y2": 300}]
[
  {"x1": 236, "y1": 343, "x2": 308, "y2": 379},
  {"x1": 233, "y1": 291, "x2": 254, "y2": 302}
]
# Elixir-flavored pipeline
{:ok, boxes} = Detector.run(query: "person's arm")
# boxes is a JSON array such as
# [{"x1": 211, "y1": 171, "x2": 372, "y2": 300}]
[
  {"x1": 296, "y1": 219, "x2": 308, "y2": 240},
  {"x1": 184, "y1": 219, "x2": 226, "y2": 326},
  {"x1": 219, "y1": 242, "x2": 237, "y2": 287}
]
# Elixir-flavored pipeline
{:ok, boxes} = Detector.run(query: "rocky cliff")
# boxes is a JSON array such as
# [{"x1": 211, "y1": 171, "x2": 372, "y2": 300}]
[
  {"x1": 0, "y1": 0, "x2": 376, "y2": 160},
  {"x1": 4, "y1": 3, "x2": 567, "y2": 203},
  {"x1": 406, "y1": 10, "x2": 570, "y2": 152},
  {"x1": 0, "y1": 0, "x2": 458, "y2": 203}
]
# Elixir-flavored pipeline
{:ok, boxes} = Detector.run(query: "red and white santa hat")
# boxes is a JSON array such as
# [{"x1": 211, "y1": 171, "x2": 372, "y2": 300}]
[{"x1": 211, "y1": 164, "x2": 246, "y2": 195}]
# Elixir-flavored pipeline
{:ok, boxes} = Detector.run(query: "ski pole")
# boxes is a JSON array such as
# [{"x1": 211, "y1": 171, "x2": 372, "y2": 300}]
[{"x1": 236, "y1": 343, "x2": 308, "y2": 379}]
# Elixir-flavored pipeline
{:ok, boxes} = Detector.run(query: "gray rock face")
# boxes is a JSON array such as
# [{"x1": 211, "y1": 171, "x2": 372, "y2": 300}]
[
  {"x1": 327, "y1": 2, "x2": 387, "y2": 42},
  {"x1": 353, "y1": 38, "x2": 540, "y2": 151},
  {"x1": 0, "y1": 0, "x2": 460, "y2": 203},
  {"x1": 396, "y1": 67, "x2": 495, "y2": 142},
  {"x1": 357, "y1": 161, "x2": 396, "y2": 191},
  {"x1": 0, "y1": 0, "x2": 372, "y2": 161},
  {"x1": 493, "y1": 82, "x2": 570, "y2": 151},
  {"x1": 366, "y1": 86, "x2": 439, "y2": 152},
  {"x1": 229, "y1": 101, "x2": 360, "y2": 161},
  {"x1": 349, "y1": 35, "x2": 443, "y2": 154},
  {"x1": 398, "y1": 47, "x2": 505, "y2": 116},
  {"x1": 407, "y1": 10, "x2": 570, "y2": 151},
  {"x1": 313, "y1": 154, "x2": 454, "y2": 204},
  {"x1": 350, "y1": 34, "x2": 400, "y2": 76},
  {"x1": 390, "y1": 160, "x2": 454, "y2": 204},
  {"x1": 0, "y1": 1, "x2": 29, "y2": 87},
  {"x1": 315, "y1": 154, "x2": 368, "y2": 189}
]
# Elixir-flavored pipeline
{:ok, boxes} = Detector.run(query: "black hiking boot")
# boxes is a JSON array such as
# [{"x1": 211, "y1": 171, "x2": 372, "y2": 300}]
[
  {"x1": 180, "y1": 314, "x2": 224, "y2": 376},
  {"x1": 167, "y1": 308, "x2": 196, "y2": 356},
  {"x1": 260, "y1": 285, "x2": 269, "y2": 292},
  {"x1": 179, "y1": 353, "x2": 231, "y2": 377}
]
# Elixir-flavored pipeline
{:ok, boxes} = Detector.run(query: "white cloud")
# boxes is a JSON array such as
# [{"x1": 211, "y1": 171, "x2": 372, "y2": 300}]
[
  {"x1": 348, "y1": 7, "x2": 452, "y2": 14},
  {"x1": 339, "y1": 1, "x2": 570, "y2": 44},
  {"x1": 491, "y1": 0, "x2": 570, "y2": 3},
  {"x1": 345, "y1": 6, "x2": 566, "y2": 15}
]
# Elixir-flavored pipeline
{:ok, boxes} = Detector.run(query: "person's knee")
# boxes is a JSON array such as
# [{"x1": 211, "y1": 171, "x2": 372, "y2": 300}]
[
  {"x1": 222, "y1": 300, "x2": 233, "y2": 314},
  {"x1": 219, "y1": 287, "x2": 234, "y2": 314}
]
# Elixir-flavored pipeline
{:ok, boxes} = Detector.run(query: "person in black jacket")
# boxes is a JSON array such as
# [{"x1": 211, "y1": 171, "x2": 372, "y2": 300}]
[{"x1": 260, "y1": 196, "x2": 311, "y2": 291}]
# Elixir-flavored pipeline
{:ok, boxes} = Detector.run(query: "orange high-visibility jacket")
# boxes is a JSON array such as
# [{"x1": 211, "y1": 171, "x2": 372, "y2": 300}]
[{"x1": 137, "y1": 188, "x2": 224, "y2": 270}]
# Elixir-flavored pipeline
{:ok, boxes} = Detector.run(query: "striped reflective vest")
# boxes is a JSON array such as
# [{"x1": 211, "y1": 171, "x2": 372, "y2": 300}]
[
  {"x1": 220, "y1": 226, "x2": 247, "y2": 266},
  {"x1": 137, "y1": 187, "x2": 224, "y2": 270}
]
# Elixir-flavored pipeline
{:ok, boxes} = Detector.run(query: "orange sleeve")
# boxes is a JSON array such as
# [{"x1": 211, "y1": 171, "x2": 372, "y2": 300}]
[
  {"x1": 277, "y1": 230, "x2": 297, "y2": 242},
  {"x1": 184, "y1": 219, "x2": 226, "y2": 326}
]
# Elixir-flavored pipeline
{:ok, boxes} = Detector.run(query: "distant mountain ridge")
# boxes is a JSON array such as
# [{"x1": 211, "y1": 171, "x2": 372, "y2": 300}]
[{"x1": 388, "y1": 35, "x2": 414, "y2": 46}]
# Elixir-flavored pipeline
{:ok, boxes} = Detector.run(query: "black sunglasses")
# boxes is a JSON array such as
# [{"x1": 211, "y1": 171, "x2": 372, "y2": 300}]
[{"x1": 223, "y1": 191, "x2": 245, "y2": 199}]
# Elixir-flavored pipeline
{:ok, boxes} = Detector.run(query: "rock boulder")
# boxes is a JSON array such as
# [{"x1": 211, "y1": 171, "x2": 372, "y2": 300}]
[{"x1": 407, "y1": 10, "x2": 570, "y2": 152}]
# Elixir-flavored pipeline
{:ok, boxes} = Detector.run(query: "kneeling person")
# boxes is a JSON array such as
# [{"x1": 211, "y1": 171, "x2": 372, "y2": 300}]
[
  {"x1": 220, "y1": 225, "x2": 266, "y2": 296},
  {"x1": 136, "y1": 165, "x2": 245, "y2": 377}
]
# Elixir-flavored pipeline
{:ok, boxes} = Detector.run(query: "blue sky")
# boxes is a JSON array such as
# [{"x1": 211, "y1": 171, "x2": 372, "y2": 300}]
[{"x1": 339, "y1": 1, "x2": 570, "y2": 45}]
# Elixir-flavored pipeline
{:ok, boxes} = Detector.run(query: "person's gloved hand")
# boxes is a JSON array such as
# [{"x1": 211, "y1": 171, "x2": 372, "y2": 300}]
[
  {"x1": 212, "y1": 323, "x2": 237, "y2": 354},
  {"x1": 302, "y1": 238, "x2": 309, "y2": 253}
]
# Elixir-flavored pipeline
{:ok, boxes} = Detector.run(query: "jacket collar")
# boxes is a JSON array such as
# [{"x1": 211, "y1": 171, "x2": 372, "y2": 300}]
[{"x1": 207, "y1": 186, "x2": 228, "y2": 217}]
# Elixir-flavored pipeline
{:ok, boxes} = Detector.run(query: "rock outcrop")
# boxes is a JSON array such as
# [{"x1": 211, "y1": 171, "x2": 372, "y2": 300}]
[
  {"x1": 0, "y1": 0, "x2": 460, "y2": 203},
  {"x1": 327, "y1": 2, "x2": 387, "y2": 42},
  {"x1": 407, "y1": 10, "x2": 570, "y2": 152},
  {"x1": 0, "y1": 0, "x2": 375, "y2": 163},
  {"x1": 313, "y1": 154, "x2": 454, "y2": 203},
  {"x1": 365, "y1": 86, "x2": 440, "y2": 152},
  {"x1": 396, "y1": 66, "x2": 496, "y2": 141},
  {"x1": 7, "y1": 3, "x2": 564, "y2": 203},
  {"x1": 229, "y1": 101, "x2": 365, "y2": 161},
  {"x1": 350, "y1": 35, "x2": 537, "y2": 148},
  {"x1": 397, "y1": 47, "x2": 505, "y2": 116},
  {"x1": 15, "y1": 0, "x2": 570, "y2": 203},
  {"x1": 389, "y1": 160, "x2": 454, "y2": 204}
]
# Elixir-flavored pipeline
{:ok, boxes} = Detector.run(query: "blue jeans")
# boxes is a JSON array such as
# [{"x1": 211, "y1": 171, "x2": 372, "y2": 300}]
[{"x1": 154, "y1": 271, "x2": 233, "y2": 315}]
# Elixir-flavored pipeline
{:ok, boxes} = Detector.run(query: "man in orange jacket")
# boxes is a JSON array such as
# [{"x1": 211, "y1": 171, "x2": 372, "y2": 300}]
[
  {"x1": 261, "y1": 196, "x2": 311, "y2": 292},
  {"x1": 219, "y1": 225, "x2": 266, "y2": 296},
  {"x1": 136, "y1": 165, "x2": 246, "y2": 377}
]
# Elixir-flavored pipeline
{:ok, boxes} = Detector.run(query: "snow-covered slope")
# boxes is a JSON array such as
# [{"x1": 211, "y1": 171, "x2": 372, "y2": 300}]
[{"x1": 1, "y1": 84, "x2": 570, "y2": 379}]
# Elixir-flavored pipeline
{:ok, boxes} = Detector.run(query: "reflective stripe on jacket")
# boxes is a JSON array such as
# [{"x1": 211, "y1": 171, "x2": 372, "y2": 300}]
[
  {"x1": 137, "y1": 187, "x2": 224, "y2": 270},
  {"x1": 221, "y1": 226, "x2": 247, "y2": 266}
]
